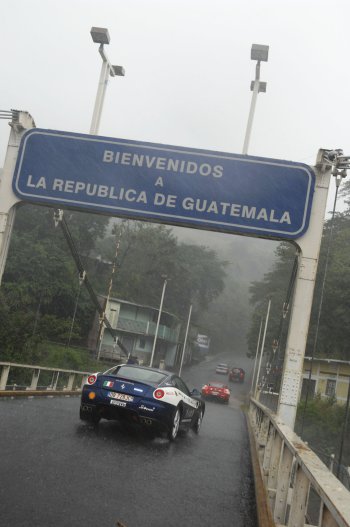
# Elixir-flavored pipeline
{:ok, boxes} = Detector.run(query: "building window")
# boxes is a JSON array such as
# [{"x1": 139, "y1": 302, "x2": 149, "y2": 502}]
[{"x1": 325, "y1": 379, "x2": 336, "y2": 398}]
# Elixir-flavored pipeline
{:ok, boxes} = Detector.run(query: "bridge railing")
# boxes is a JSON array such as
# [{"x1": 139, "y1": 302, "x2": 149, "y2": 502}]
[
  {"x1": 248, "y1": 397, "x2": 350, "y2": 527},
  {"x1": 0, "y1": 361, "x2": 91, "y2": 394}
]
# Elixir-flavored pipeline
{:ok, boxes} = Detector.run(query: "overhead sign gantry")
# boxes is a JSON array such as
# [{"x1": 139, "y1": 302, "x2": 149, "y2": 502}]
[
  {"x1": 2, "y1": 114, "x2": 339, "y2": 431},
  {"x1": 13, "y1": 129, "x2": 315, "y2": 240}
]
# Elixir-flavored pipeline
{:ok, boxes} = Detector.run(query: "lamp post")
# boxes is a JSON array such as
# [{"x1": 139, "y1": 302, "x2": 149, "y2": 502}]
[
  {"x1": 254, "y1": 297, "x2": 271, "y2": 398},
  {"x1": 179, "y1": 304, "x2": 192, "y2": 377},
  {"x1": 90, "y1": 27, "x2": 125, "y2": 135},
  {"x1": 67, "y1": 270, "x2": 86, "y2": 348},
  {"x1": 242, "y1": 43, "x2": 269, "y2": 155},
  {"x1": 89, "y1": 27, "x2": 124, "y2": 359},
  {"x1": 250, "y1": 317, "x2": 263, "y2": 394},
  {"x1": 150, "y1": 276, "x2": 168, "y2": 368}
]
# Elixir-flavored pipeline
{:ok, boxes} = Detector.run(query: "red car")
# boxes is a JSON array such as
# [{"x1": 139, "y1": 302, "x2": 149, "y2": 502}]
[
  {"x1": 229, "y1": 367, "x2": 245, "y2": 383},
  {"x1": 201, "y1": 382, "x2": 230, "y2": 403}
]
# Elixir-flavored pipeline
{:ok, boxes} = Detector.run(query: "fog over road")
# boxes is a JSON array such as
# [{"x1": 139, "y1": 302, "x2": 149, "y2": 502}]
[{"x1": 0, "y1": 355, "x2": 256, "y2": 527}]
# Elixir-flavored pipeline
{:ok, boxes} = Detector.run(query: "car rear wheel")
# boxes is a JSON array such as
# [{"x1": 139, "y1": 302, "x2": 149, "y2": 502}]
[
  {"x1": 193, "y1": 409, "x2": 203, "y2": 434},
  {"x1": 168, "y1": 407, "x2": 180, "y2": 441}
]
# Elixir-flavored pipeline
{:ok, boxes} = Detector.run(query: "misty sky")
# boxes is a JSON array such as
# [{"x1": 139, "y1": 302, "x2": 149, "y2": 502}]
[{"x1": 1, "y1": 0, "x2": 349, "y2": 216}]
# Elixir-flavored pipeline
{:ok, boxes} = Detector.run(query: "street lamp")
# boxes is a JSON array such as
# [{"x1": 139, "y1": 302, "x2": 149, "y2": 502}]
[
  {"x1": 90, "y1": 26, "x2": 125, "y2": 135},
  {"x1": 179, "y1": 304, "x2": 193, "y2": 377},
  {"x1": 67, "y1": 270, "x2": 86, "y2": 348},
  {"x1": 254, "y1": 297, "x2": 272, "y2": 398},
  {"x1": 250, "y1": 317, "x2": 263, "y2": 394},
  {"x1": 242, "y1": 43, "x2": 269, "y2": 155},
  {"x1": 150, "y1": 276, "x2": 168, "y2": 368}
]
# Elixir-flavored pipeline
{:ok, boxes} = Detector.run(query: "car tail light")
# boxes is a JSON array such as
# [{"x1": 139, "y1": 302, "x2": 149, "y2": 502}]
[
  {"x1": 224, "y1": 389, "x2": 230, "y2": 395},
  {"x1": 154, "y1": 389, "x2": 165, "y2": 399},
  {"x1": 87, "y1": 375, "x2": 97, "y2": 385}
]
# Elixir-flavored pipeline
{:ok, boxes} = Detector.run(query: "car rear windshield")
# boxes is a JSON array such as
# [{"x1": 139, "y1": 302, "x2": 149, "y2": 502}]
[
  {"x1": 104, "y1": 365, "x2": 168, "y2": 386},
  {"x1": 210, "y1": 382, "x2": 225, "y2": 388}
]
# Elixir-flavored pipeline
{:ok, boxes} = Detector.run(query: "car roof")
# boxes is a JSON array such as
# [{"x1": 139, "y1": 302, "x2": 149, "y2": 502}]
[
  {"x1": 118, "y1": 363, "x2": 174, "y2": 375},
  {"x1": 111, "y1": 363, "x2": 174, "y2": 377}
]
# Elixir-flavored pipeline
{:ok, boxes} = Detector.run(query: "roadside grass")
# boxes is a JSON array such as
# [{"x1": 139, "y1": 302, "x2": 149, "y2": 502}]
[
  {"x1": 35, "y1": 341, "x2": 116, "y2": 372},
  {"x1": 295, "y1": 395, "x2": 350, "y2": 470}
]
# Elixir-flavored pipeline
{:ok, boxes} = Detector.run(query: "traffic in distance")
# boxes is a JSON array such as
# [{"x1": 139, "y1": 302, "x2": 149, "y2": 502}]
[
  {"x1": 201, "y1": 382, "x2": 231, "y2": 403},
  {"x1": 200, "y1": 362, "x2": 246, "y2": 403},
  {"x1": 215, "y1": 362, "x2": 246, "y2": 383},
  {"x1": 80, "y1": 364, "x2": 205, "y2": 441}
]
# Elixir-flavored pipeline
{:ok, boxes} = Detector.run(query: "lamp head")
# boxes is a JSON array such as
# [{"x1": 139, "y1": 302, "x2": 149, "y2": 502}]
[
  {"x1": 251, "y1": 44, "x2": 269, "y2": 62},
  {"x1": 250, "y1": 80, "x2": 267, "y2": 92},
  {"x1": 111, "y1": 65, "x2": 125, "y2": 77},
  {"x1": 90, "y1": 27, "x2": 110, "y2": 45}
]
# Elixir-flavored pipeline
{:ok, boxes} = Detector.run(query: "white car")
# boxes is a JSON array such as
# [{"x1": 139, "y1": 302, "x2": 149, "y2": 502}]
[{"x1": 215, "y1": 363, "x2": 229, "y2": 374}]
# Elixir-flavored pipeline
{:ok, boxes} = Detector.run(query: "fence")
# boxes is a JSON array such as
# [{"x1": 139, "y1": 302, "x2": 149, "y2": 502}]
[
  {"x1": 248, "y1": 397, "x2": 350, "y2": 527},
  {"x1": 0, "y1": 361, "x2": 91, "y2": 395}
]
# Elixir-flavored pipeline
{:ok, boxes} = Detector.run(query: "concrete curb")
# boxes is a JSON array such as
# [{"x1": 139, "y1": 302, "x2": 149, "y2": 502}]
[{"x1": 0, "y1": 390, "x2": 81, "y2": 397}]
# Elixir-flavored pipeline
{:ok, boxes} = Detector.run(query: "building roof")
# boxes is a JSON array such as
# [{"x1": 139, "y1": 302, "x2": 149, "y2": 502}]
[
  {"x1": 304, "y1": 356, "x2": 350, "y2": 366},
  {"x1": 101, "y1": 295, "x2": 179, "y2": 321}
]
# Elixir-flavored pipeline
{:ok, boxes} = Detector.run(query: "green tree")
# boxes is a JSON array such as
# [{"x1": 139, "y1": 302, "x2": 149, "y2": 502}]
[
  {"x1": 1, "y1": 209, "x2": 228, "y2": 362},
  {"x1": 247, "y1": 242, "x2": 297, "y2": 359},
  {"x1": 1, "y1": 204, "x2": 109, "y2": 359},
  {"x1": 247, "y1": 182, "x2": 350, "y2": 363},
  {"x1": 97, "y1": 220, "x2": 226, "y2": 318}
]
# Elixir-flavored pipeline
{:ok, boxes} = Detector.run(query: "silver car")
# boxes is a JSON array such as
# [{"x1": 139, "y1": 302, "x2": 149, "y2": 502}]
[{"x1": 215, "y1": 363, "x2": 229, "y2": 374}]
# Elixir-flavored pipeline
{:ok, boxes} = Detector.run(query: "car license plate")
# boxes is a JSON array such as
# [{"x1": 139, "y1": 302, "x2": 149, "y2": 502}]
[
  {"x1": 212, "y1": 392, "x2": 219, "y2": 395},
  {"x1": 108, "y1": 392, "x2": 133, "y2": 402},
  {"x1": 110, "y1": 400, "x2": 126, "y2": 407}
]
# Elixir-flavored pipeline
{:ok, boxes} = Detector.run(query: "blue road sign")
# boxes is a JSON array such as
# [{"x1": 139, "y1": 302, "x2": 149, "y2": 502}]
[{"x1": 13, "y1": 129, "x2": 315, "y2": 240}]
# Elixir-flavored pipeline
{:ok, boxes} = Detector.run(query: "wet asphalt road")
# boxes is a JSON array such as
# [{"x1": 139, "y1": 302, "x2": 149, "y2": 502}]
[{"x1": 0, "y1": 354, "x2": 257, "y2": 527}]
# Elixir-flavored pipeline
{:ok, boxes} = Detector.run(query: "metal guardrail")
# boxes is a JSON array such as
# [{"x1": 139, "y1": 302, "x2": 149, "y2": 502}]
[
  {"x1": 0, "y1": 361, "x2": 91, "y2": 394},
  {"x1": 248, "y1": 398, "x2": 350, "y2": 527}
]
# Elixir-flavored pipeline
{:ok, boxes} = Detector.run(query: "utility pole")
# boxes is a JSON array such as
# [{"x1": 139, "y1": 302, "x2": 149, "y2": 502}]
[{"x1": 96, "y1": 236, "x2": 120, "y2": 360}]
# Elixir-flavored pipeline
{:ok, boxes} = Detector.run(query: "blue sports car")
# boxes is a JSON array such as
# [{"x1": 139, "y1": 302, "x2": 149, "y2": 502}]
[{"x1": 80, "y1": 364, "x2": 205, "y2": 440}]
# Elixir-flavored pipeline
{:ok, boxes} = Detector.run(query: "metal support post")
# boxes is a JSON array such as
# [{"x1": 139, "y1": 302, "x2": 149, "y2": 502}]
[
  {"x1": 277, "y1": 151, "x2": 333, "y2": 429},
  {"x1": 90, "y1": 48, "x2": 110, "y2": 135},
  {"x1": 29, "y1": 369, "x2": 40, "y2": 390},
  {"x1": 0, "y1": 365, "x2": 10, "y2": 390},
  {"x1": 66, "y1": 373, "x2": 75, "y2": 391},
  {"x1": 0, "y1": 111, "x2": 35, "y2": 285},
  {"x1": 243, "y1": 62, "x2": 261, "y2": 155}
]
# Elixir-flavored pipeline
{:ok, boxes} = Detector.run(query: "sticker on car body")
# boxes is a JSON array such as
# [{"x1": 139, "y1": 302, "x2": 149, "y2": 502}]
[
  {"x1": 140, "y1": 404, "x2": 155, "y2": 412},
  {"x1": 153, "y1": 387, "x2": 199, "y2": 409}
]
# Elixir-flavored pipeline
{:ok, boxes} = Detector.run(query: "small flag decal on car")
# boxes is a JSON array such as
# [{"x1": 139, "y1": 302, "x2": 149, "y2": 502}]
[{"x1": 103, "y1": 381, "x2": 114, "y2": 388}]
